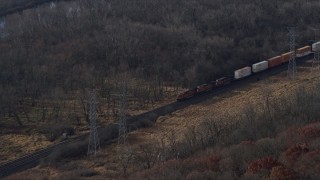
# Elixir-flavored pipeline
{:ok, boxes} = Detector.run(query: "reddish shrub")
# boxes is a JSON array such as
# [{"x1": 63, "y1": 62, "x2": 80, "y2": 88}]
[
  {"x1": 185, "y1": 171, "x2": 202, "y2": 180},
  {"x1": 285, "y1": 126, "x2": 300, "y2": 146},
  {"x1": 247, "y1": 156, "x2": 281, "y2": 174},
  {"x1": 293, "y1": 150, "x2": 320, "y2": 177},
  {"x1": 268, "y1": 165, "x2": 297, "y2": 180},
  {"x1": 304, "y1": 150, "x2": 320, "y2": 158},
  {"x1": 240, "y1": 140, "x2": 255, "y2": 145},
  {"x1": 130, "y1": 159, "x2": 181, "y2": 180},
  {"x1": 207, "y1": 156, "x2": 221, "y2": 172},
  {"x1": 185, "y1": 170, "x2": 215, "y2": 180},
  {"x1": 285, "y1": 144, "x2": 309, "y2": 166},
  {"x1": 297, "y1": 123, "x2": 320, "y2": 140},
  {"x1": 181, "y1": 157, "x2": 208, "y2": 175}
]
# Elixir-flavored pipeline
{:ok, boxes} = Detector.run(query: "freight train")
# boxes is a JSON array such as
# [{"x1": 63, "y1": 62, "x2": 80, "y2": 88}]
[{"x1": 177, "y1": 42, "x2": 320, "y2": 101}]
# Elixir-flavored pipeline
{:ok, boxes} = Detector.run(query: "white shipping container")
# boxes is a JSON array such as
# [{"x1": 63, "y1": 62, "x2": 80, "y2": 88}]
[
  {"x1": 312, "y1": 41, "x2": 320, "y2": 52},
  {"x1": 252, "y1": 61, "x2": 268, "y2": 73},
  {"x1": 234, "y1": 66, "x2": 252, "y2": 79}
]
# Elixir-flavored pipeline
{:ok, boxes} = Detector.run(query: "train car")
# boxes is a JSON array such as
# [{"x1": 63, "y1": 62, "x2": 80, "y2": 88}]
[
  {"x1": 252, "y1": 61, "x2": 268, "y2": 73},
  {"x1": 196, "y1": 84, "x2": 213, "y2": 94},
  {"x1": 177, "y1": 42, "x2": 313, "y2": 102},
  {"x1": 296, "y1": 46, "x2": 311, "y2": 57},
  {"x1": 234, "y1": 66, "x2": 252, "y2": 79},
  {"x1": 312, "y1": 41, "x2": 320, "y2": 52},
  {"x1": 216, "y1": 77, "x2": 232, "y2": 86},
  {"x1": 267, "y1": 56, "x2": 282, "y2": 68},
  {"x1": 177, "y1": 88, "x2": 197, "y2": 101},
  {"x1": 281, "y1": 51, "x2": 294, "y2": 63}
]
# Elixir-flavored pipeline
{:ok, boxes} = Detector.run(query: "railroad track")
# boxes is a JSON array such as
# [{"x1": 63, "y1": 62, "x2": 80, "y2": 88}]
[
  {"x1": 0, "y1": 54, "x2": 313, "y2": 178},
  {"x1": 0, "y1": 140, "x2": 70, "y2": 178}
]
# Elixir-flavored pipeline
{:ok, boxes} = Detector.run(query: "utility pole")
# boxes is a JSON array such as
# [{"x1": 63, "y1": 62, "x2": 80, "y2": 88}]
[
  {"x1": 113, "y1": 75, "x2": 132, "y2": 177},
  {"x1": 114, "y1": 80, "x2": 129, "y2": 145},
  {"x1": 111, "y1": 76, "x2": 130, "y2": 147},
  {"x1": 86, "y1": 89, "x2": 100, "y2": 156},
  {"x1": 311, "y1": 28, "x2": 320, "y2": 69},
  {"x1": 310, "y1": 28, "x2": 319, "y2": 43},
  {"x1": 313, "y1": 51, "x2": 320, "y2": 69},
  {"x1": 287, "y1": 27, "x2": 297, "y2": 79}
]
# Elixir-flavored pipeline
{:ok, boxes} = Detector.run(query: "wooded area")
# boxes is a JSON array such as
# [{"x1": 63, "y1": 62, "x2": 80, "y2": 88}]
[{"x1": 0, "y1": 0, "x2": 319, "y2": 132}]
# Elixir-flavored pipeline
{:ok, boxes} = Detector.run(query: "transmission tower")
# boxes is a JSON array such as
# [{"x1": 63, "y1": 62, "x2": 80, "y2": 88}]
[
  {"x1": 287, "y1": 27, "x2": 297, "y2": 79},
  {"x1": 86, "y1": 89, "x2": 100, "y2": 156}
]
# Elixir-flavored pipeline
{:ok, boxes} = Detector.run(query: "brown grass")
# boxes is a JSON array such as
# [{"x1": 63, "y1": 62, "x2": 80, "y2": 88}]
[
  {"x1": 6, "y1": 61, "x2": 320, "y2": 178},
  {"x1": 0, "y1": 133, "x2": 51, "y2": 163}
]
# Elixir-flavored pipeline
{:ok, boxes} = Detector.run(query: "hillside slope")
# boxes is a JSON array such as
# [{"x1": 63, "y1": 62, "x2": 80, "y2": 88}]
[
  {"x1": 6, "y1": 61, "x2": 320, "y2": 179},
  {"x1": 1, "y1": 1, "x2": 319, "y2": 157}
]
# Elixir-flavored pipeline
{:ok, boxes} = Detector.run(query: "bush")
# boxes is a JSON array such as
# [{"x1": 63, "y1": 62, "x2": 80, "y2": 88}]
[
  {"x1": 268, "y1": 166, "x2": 297, "y2": 180},
  {"x1": 185, "y1": 170, "x2": 216, "y2": 180},
  {"x1": 293, "y1": 150, "x2": 320, "y2": 179},
  {"x1": 42, "y1": 124, "x2": 75, "y2": 141},
  {"x1": 284, "y1": 144, "x2": 309, "y2": 166},
  {"x1": 255, "y1": 137, "x2": 281, "y2": 157},
  {"x1": 297, "y1": 123, "x2": 320, "y2": 141},
  {"x1": 309, "y1": 137, "x2": 320, "y2": 151},
  {"x1": 246, "y1": 156, "x2": 281, "y2": 174},
  {"x1": 73, "y1": 169, "x2": 98, "y2": 177},
  {"x1": 227, "y1": 144, "x2": 257, "y2": 175}
]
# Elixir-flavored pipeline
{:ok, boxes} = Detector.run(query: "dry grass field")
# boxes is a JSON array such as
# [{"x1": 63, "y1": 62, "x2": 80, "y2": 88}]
[
  {"x1": 0, "y1": 134, "x2": 51, "y2": 163},
  {"x1": 6, "y1": 60, "x2": 320, "y2": 179},
  {"x1": 0, "y1": 86, "x2": 180, "y2": 164}
]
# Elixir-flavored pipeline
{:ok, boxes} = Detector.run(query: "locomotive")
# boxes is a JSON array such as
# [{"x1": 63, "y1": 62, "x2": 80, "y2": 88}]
[{"x1": 177, "y1": 42, "x2": 319, "y2": 101}]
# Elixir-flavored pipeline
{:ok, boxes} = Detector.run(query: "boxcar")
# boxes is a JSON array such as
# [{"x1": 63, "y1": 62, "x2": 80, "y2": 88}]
[
  {"x1": 296, "y1": 46, "x2": 311, "y2": 57},
  {"x1": 196, "y1": 84, "x2": 213, "y2": 94},
  {"x1": 177, "y1": 89, "x2": 197, "y2": 101},
  {"x1": 267, "y1": 56, "x2": 282, "y2": 68},
  {"x1": 216, "y1": 77, "x2": 232, "y2": 86},
  {"x1": 312, "y1": 41, "x2": 320, "y2": 52},
  {"x1": 281, "y1": 51, "x2": 294, "y2": 63},
  {"x1": 234, "y1": 67, "x2": 252, "y2": 79},
  {"x1": 252, "y1": 61, "x2": 268, "y2": 73}
]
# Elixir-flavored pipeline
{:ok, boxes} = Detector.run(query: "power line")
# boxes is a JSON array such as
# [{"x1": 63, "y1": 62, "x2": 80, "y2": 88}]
[{"x1": 86, "y1": 89, "x2": 100, "y2": 156}]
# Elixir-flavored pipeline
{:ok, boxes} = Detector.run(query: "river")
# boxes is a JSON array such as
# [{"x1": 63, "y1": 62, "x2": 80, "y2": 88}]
[{"x1": 1, "y1": 1, "x2": 81, "y2": 39}]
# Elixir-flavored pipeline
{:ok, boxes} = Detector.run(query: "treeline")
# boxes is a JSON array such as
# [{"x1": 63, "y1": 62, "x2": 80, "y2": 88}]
[{"x1": 0, "y1": 0, "x2": 319, "y2": 127}]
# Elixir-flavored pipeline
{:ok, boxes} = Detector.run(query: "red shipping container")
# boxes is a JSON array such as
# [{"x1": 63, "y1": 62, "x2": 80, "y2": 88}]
[
  {"x1": 296, "y1": 46, "x2": 311, "y2": 54},
  {"x1": 281, "y1": 51, "x2": 294, "y2": 63},
  {"x1": 196, "y1": 84, "x2": 213, "y2": 94},
  {"x1": 296, "y1": 46, "x2": 311, "y2": 57},
  {"x1": 267, "y1": 56, "x2": 282, "y2": 68},
  {"x1": 216, "y1": 77, "x2": 232, "y2": 86},
  {"x1": 177, "y1": 89, "x2": 197, "y2": 101}
]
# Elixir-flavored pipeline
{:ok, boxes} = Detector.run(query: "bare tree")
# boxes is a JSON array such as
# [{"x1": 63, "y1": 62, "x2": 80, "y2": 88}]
[{"x1": 134, "y1": 143, "x2": 159, "y2": 169}]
